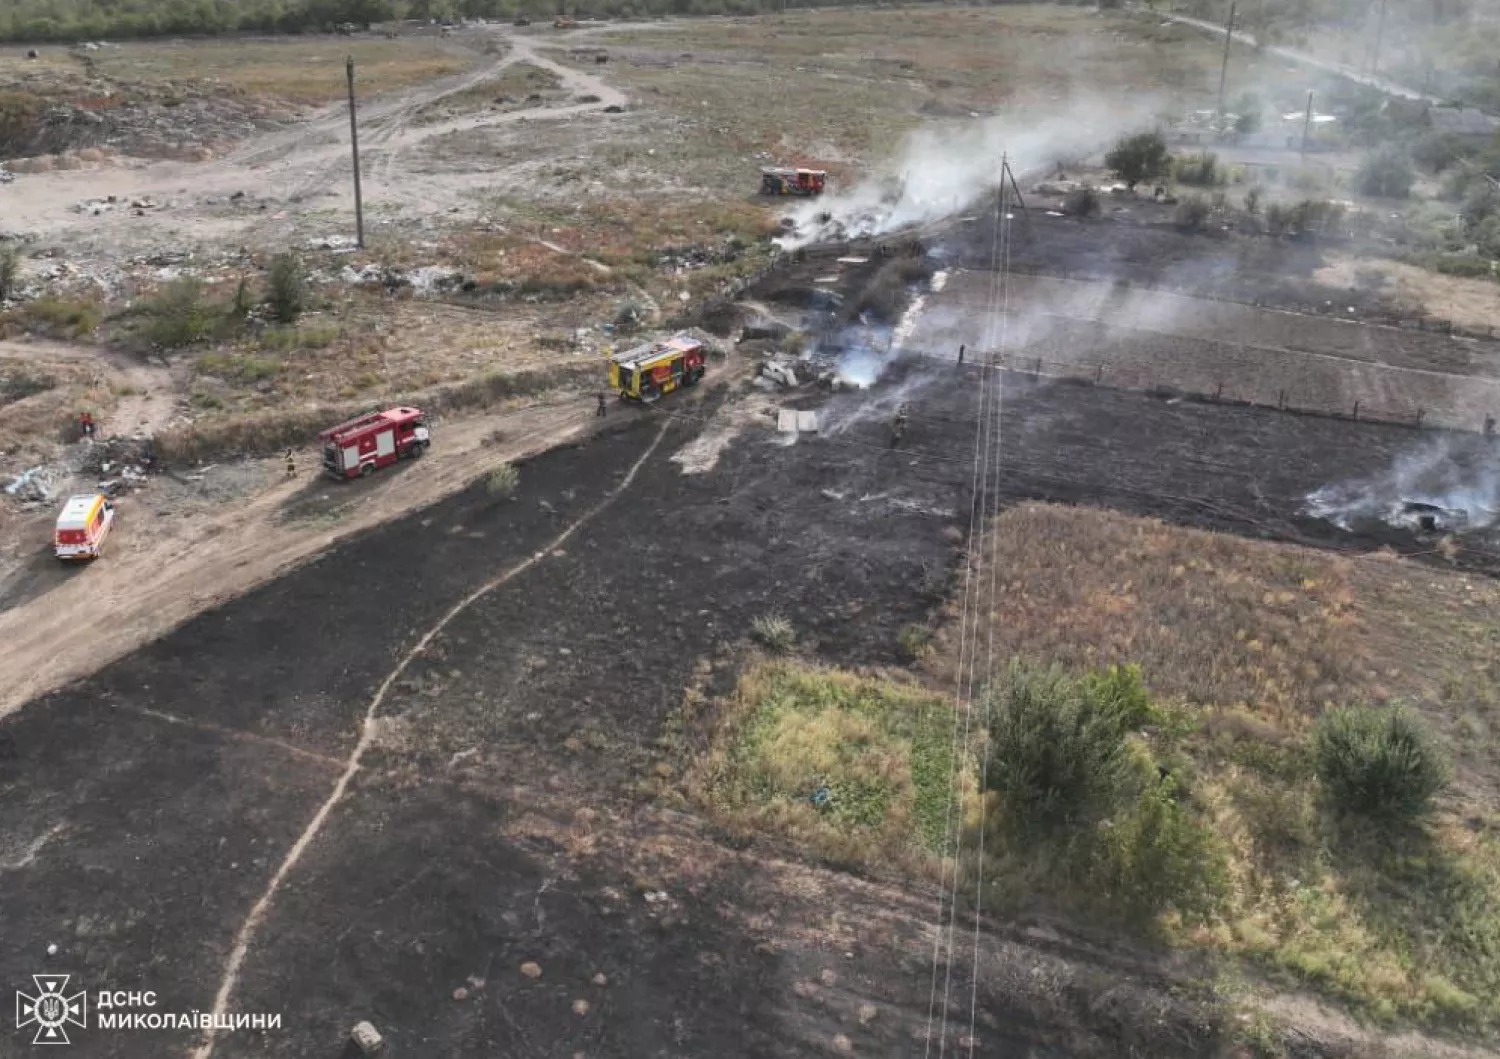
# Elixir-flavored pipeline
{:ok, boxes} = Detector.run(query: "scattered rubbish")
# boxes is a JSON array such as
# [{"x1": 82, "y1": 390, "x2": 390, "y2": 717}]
[
  {"x1": 835, "y1": 256, "x2": 868, "y2": 265},
  {"x1": 643, "y1": 890, "x2": 670, "y2": 904},
  {"x1": 350, "y1": 1021, "x2": 383, "y2": 1055},
  {"x1": 0, "y1": 168, "x2": 13, "y2": 184},
  {"x1": 4, "y1": 467, "x2": 52, "y2": 502},
  {"x1": 520, "y1": 961, "x2": 542, "y2": 978}
]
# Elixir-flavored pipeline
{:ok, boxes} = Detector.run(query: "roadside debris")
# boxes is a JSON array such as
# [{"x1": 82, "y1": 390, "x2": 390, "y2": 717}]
[{"x1": 349, "y1": 1021, "x2": 384, "y2": 1055}]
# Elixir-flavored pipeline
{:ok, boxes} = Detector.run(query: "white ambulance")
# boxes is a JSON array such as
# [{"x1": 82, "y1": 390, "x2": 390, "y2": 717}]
[{"x1": 53, "y1": 493, "x2": 116, "y2": 561}]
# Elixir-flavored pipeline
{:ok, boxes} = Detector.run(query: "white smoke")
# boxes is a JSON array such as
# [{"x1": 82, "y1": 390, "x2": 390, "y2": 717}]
[
  {"x1": 1305, "y1": 438, "x2": 1500, "y2": 532},
  {"x1": 776, "y1": 97, "x2": 1158, "y2": 250}
]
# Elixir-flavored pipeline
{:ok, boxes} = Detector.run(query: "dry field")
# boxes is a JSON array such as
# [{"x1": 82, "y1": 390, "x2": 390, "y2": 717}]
[
  {"x1": 88, "y1": 36, "x2": 477, "y2": 105},
  {"x1": 909, "y1": 502, "x2": 1500, "y2": 1031}
]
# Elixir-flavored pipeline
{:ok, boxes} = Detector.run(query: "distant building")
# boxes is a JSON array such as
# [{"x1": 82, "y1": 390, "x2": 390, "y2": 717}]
[{"x1": 1426, "y1": 105, "x2": 1500, "y2": 143}]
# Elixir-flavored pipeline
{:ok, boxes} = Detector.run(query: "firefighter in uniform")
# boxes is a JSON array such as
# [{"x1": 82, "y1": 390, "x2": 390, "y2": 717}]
[
  {"x1": 79, "y1": 410, "x2": 96, "y2": 439},
  {"x1": 284, "y1": 449, "x2": 296, "y2": 479},
  {"x1": 596, "y1": 391, "x2": 608, "y2": 417},
  {"x1": 891, "y1": 403, "x2": 909, "y2": 448}
]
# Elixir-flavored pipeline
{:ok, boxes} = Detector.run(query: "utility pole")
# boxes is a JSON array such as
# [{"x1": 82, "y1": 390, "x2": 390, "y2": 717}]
[
  {"x1": 1370, "y1": 0, "x2": 1387, "y2": 75},
  {"x1": 346, "y1": 56, "x2": 365, "y2": 250},
  {"x1": 1301, "y1": 89, "x2": 1314, "y2": 161},
  {"x1": 1217, "y1": 0, "x2": 1237, "y2": 122}
]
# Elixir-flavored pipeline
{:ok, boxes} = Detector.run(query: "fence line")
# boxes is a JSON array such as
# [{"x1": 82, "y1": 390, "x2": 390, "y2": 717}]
[{"x1": 894, "y1": 345, "x2": 1496, "y2": 437}]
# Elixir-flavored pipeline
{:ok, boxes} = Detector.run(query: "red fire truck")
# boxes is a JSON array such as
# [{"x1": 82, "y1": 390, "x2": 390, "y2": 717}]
[{"x1": 320, "y1": 406, "x2": 430, "y2": 479}]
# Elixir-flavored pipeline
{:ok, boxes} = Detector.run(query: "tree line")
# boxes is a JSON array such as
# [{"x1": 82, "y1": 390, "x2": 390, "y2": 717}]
[{"x1": 0, "y1": 0, "x2": 1034, "y2": 44}]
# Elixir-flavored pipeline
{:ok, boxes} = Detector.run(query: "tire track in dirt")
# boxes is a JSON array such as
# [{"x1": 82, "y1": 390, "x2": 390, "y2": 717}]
[{"x1": 190, "y1": 416, "x2": 671, "y2": 1059}]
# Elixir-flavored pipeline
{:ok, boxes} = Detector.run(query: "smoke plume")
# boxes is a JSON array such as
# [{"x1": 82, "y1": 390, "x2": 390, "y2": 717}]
[
  {"x1": 776, "y1": 97, "x2": 1158, "y2": 250},
  {"x1": 1305, "y1": 438, "x2": 1500, "y2": 532}
]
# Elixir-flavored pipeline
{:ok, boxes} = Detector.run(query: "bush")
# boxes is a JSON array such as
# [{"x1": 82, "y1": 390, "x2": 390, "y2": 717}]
[
  {"x1": 896, "y1": 623, "x2": 933, "y2": 661},
  {"x1": 266, "y1": 252, "x2": 307, "y2": 325},
  {"x1": 982, "y1": 663, "x2": 1140, "y2": 839},
  {"x1": 1105, "y1": 131, "x2": 1171, "y2": 190},
  {"x1": 1175, "y1": 151, "x2": 1223, "y2": 187},
  {"x1": 0, "y1": 244, "x2": 18, "y2": 301},
  {"x1": 21, "y1": 295, "x2": 101, "y2": 337},
  {"x1": 1314, "y1": 705, "x2": 1448, "y2": 821},
  {"x1": 1095, "y1": 775, "x2": 1228, "y2": 924},
  {"x1": 143, "y1": 277, "x2": 216, "y2": 348},
  {"x1": 1355, "y1": 146, "x2": 1416, "y2": 199},
  {"x1": 1413, "y1": 131, "x2": 1467, "y2": 173},
  {"x1": 751, "y1": 613, "x2": 795, "y2": 653},
  {"x1": 1174, "y1": 194, "x2": 1211, "y2": 232},
  {"x1": 485, "y1": 462, "x2": 519, "y2": 498},
  {"x1": 1063, "y1": 186, "x2": 1101, "y2": 217}
]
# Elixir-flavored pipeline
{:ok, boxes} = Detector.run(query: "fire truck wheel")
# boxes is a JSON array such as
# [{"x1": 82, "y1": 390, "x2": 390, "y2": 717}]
[
  {"x1": 360, "y1": 462, "x2": 374, "y2": 478},
  {"x1": 409, "y1": 441, "x2": 426, "y2": 458}
]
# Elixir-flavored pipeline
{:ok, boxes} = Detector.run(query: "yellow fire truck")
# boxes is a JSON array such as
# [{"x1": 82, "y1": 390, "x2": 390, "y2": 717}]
[{"x1": 608, "y1": 334, "x2": 706, "y2": 402}]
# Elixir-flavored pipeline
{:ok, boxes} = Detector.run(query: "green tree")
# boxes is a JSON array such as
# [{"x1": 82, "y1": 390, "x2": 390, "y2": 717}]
[
  {"x1": 266, "y1": 253, "x2": 307, "y2": 325},
  {"x1": 1105, "y1": 131, "x2": 1171, "y2": 191},
  {"x1": 0, "y1": 243, "x2": 19, "y2": 301},
  {"x1": 1355, "y1": 146, "x2": 1416, "y2": 199},
  {"x1": 1315, "y1": 705, "x2": 1448, "y2": 822}
]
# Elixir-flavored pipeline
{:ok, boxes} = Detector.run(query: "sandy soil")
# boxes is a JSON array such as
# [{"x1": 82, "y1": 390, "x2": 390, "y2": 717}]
[{"x1": 1, "y1": 29, "x2": 629, "y2": 264}]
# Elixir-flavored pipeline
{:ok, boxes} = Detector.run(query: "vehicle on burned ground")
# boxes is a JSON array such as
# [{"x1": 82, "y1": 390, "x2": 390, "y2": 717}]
[{"x1": 608, "y1": 334, "x2": 706, "y2": 403}]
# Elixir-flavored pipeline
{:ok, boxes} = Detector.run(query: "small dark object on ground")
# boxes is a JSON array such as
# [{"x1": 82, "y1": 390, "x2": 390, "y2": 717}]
[
  {"x1": 595, "y1": 53, "x2": 608, "y2": 63},
  {"x1": 26, "y1": 49, "x2": 38, "y2": 59},
  {"x1": 604, "y1": 104, "x2": 624, "y2": 114}
]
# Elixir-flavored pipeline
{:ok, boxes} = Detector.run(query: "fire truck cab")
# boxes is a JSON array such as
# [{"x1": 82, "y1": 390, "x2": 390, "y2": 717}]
[
  {"x1": 760, "y1": 167, "x2": 826, "y2": 196},
  {"x1": 609, "y1": 334, "x2": 706, "y2": 402},
  {"x1": 320, "y1": 406, "x2": 430, "y2": 480}
]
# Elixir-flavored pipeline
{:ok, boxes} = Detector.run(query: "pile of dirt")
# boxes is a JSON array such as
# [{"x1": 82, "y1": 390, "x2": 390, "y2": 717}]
[{"x1": 0, "y1": 69, "x2": 293, "y2": 163}]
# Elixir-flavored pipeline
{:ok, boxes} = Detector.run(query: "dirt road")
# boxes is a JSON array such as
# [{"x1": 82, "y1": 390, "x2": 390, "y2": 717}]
[
  {"x1": 1, "y1": 29, "x2": 629, "y2": 256},
  {"x1": 0, "y1": 338, "x2": 178, "y2": 437},
  {"x1": 0, "y1": 397, "x2": 594, "y2": 719}
]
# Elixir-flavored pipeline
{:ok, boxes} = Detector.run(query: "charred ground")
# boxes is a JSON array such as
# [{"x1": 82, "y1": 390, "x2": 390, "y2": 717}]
[{"x1": 3, "y1": 316, "x2": 1490, "y2": 1055}]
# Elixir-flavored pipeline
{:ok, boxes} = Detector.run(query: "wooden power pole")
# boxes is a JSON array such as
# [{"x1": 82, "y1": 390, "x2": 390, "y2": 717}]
[
  {"x1": 1371, "y1": 0, "x2": 1387, "y2": 75},
  {"x1": 1217, "y1": 0, "x2": 1237, "y2": 120},
  {"x1": 1301, "y1": 89, "x2": 1314, "y2": 161},
  {"x1": 346, "y1": 56, "x2": 365, "y2": 250}
]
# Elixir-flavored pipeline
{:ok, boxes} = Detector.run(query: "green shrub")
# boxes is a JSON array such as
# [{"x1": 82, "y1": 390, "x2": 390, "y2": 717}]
[
  {"x1": 1174, "y1": 194, "x2": 1211, "y2": 232},
  {"x1": 1105, "y1": 131, "x2": 1170, "y2": 190},
  {"x1": 1314, "y1": 705, "x2": 1448, "y2": 821},
  {"x1": 1094, "y1": 775, "x2": 1228, "y2": 924},
  {"x1": 982, "y1": 663, "x2": 1139, "y2": 839},
  {"x1": 266, "y1": 252, "x2": 307, "y2": 325},
  {"x1": 896, "y1": 623, "x2": 933, "y2": 662},
  {"x1": 1355, "y1": 146, "x2": 1416, "y2": 199},
  {"x1": 143, "y1": 277, "x2": 216, "y2": 348},
  {"x1": 485, "y1": 462, "x2": 519, "y2": 498},
  {"x1": 751, "y1": 613, "x2": 795, "y2": 653},
  {"x1": 1175, "y1": 151, "x2": 1223, "y2": 187},
  {"x1": 22, "y1": 295, "x2": 101, "y2": 337},
  {"x1": 0, "y1": 244, "x2": 19, "y2": 301}
]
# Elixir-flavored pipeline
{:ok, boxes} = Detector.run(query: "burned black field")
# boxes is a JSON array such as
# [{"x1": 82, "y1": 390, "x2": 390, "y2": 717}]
[{"x1": 0, "y1": 356, "x2": 1487, "y2": 1057}]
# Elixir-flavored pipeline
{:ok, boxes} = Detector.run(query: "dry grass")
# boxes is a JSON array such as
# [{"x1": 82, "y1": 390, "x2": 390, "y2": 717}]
[
  {"x1": 1315, "y1": 253, "x2": 1500, "y2": 332},
  {"x1": 587, "y1": 6, "x2": 1225, "y2": 180},
  {"x1": 685, "y1": 660, "x2": 959, "y2": 875},
  {"x1": 157, "y1": 361, "x2": 594, "y2": 464},
  {"x1": 91, "y1": 38, "x2": 472, "y2": 105},
  {"x1": 926, "y1": 502, "x2": 1500, "y2": 1033},
  {"x1": 932, "y1": 503, "x2": 1365, "y2": 724}
]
